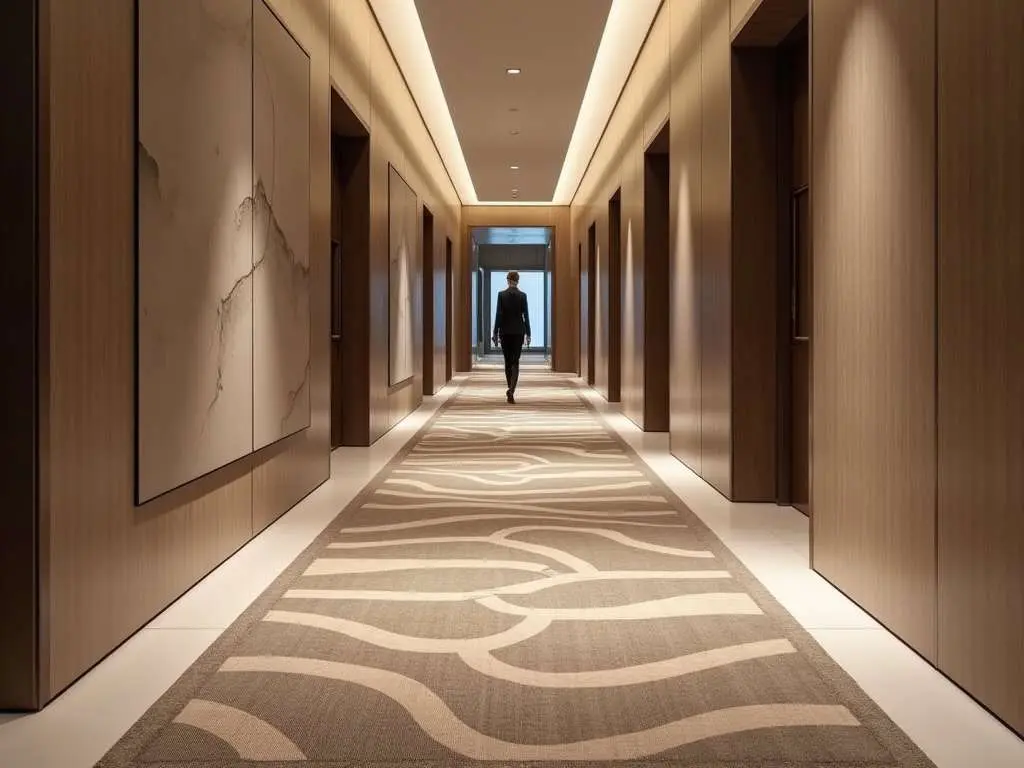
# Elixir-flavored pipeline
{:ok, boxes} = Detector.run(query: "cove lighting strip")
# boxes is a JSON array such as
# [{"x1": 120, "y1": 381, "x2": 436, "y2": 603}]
[
  {"x1": 368, "y1": 0, "x2": 661, "y2": 206},
  {"x1": 551, "y1": 0, "x2": 662, "y2": 204},
  {"x1": 368, "y1": 0, "x2": 478, "y2": 203}
]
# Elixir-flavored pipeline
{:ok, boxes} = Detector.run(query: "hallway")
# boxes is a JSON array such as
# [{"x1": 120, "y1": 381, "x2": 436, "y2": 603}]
[{"x1": 3, "y1": 373, "x2": 1020, "y2": 766}]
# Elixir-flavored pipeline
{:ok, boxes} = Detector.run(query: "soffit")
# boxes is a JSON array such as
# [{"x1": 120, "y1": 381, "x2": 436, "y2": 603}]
[{"x1": 414, "y1": 0, "x2": 612, "y2": 203}]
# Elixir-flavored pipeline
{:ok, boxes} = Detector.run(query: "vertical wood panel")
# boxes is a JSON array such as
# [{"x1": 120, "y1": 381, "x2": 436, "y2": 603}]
[
  {"x1": 699, "y1": 0, "x2": 733, "y2": 498},
  {"x1": 937, "y1": 0, "x2": 1024, "y2": 735},
  {"x1": 38, "y1": 0, "x2": 459, "y2": 702},
  {"x1": 334, "y1": 135, "x2": 372, "y2": 446},
  {"x1": 607, "y1": 194, "x2": 622, "y2": 403},
  {"x1": 643, "y1": 141, "x2": 671, "y2": 432},
  {"x1": 811, "y1": 0, "x2": 937, "y2": 659},
  {"x1": 0, "y1": 0, "x2": 40, "y2": 709},
  {"x1": 253, "y1": 0, "x2": 333, "y2": 534},
  {"x1": 730, "y1": 48, "x2": 779, "y2": 501},
  {"x1": 669, "y1": 0, "x2": 703, "y2": 474},
  {"x1": 422, "y1": 208, "x2": 435, "y2": 395},
  {"x1": 732, "y1": 0, "x2": 763, "y2": 34},
  {"x1": 42, "y1": 0, "x2": 336, "y2": 699}
]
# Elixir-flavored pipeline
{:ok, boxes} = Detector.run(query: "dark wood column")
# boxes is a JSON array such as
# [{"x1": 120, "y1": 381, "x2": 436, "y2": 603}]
[{"x1": 0, "y1": 0, "x2": 43, "y2": 710}]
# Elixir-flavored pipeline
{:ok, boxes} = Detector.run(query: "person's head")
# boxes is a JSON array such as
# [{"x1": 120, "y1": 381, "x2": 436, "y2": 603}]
[{"x1": 506, "y1": 271, "x2": 520, "y2": 287}]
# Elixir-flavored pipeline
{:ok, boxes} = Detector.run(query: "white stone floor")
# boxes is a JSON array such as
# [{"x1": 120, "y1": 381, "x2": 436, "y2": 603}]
[{"x1": 1, "y1": 374, "x2": 1021, "y2": 768}]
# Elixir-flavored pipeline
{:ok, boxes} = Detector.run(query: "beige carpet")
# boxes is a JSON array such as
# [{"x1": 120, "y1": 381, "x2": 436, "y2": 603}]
[{"x1": 98, "y1": 373, "x2": 935, "y2": 767}]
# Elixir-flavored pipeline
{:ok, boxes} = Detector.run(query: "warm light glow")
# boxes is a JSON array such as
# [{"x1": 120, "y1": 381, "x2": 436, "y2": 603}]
[
  {"x1": 367, "y1": 0, "x2": 477, "y2": 203},
  {"x1": 552, "y1": 0, "x2": 661, "y2": 204},
  {"x1": 510, "y1": 165, "x2": 520, "y2": 170},
  {"x1": 369, "y1": 0, "x2": 659, "y2": 206}
]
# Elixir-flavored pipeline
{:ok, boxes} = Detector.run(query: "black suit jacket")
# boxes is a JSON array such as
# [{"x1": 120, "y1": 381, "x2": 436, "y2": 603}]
[{"x1": 493, "y1": 287, "x2": 531, "y2": 338}]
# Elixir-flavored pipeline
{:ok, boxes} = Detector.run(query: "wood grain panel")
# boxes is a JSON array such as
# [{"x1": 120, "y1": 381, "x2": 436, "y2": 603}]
[
  {"x1": 937, "y1": 0, "x2": 1024, "y2": 736},
  {"x1": 334, "y1": 134, "x2": 372, "y2": 445},
  {"x1": 429, "y1": 213, "x2": 449, "y2": 393},
  {"x1": 668, "y1": 0, "x2": 703, "y2": 474},
  {"x1": 733, "y1": 0, "x2": 808, "y2": 46},
  {"x1": 459, "y1": 207, "x2": 574, "y2": 372},
  {"x1": 606, "y1": 193, "x2": 623, "y2": 403},
  {"x1": 422, "y1": 208, "x2": 435, "y2": 394},
  {"x1": 253, "y1": 0, "x2": 333, "y2": 535},
  {"x1": 699, "y1": 0, "x2": 733, "y2": 498},
  {"x1": 622, "y1": 170, "x2": 645, "y2": 426},
  {"x1": 811, "y1": 0, "x2": 937, "y2": 659},
  {"x1": 643, "y1": 135, "x2": 671, "y2": 432},
  {"x1": 0, "y1": 0, "x2": 40, "y2": 709},
  {"x1": 731, "y1": 0, "x2": 763, "y2": 34},
  {"x1": 730, "y1": 47, "x2": 778, "y2": 501},
  {"x1": 355, "y1": 0, "x2": 461, "y2": 441},
  {"x1": 40, "y1": 0, "x2": 334, "y2": 699}
]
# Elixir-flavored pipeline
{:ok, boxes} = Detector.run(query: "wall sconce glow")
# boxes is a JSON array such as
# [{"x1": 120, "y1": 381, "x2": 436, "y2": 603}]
[
  {"x1": 506, "y1": 67, "x2": 522, "y2": 75},
  {"x1": 551, "y1": 0, "x2": 662, "y2": 204},
  {"x1": 367, "y1": 0, "x2": 478, "y2": 204}
]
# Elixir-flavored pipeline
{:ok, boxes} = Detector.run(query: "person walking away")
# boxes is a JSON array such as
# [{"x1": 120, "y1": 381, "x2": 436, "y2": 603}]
[{"x1": 492, "y1": 271, "x2": 531, "y2": 404}]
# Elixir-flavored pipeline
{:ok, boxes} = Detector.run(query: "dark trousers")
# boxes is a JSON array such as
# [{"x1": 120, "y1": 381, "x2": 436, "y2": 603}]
[{"x1": 500, "y1": 334, "x2": 525, "y2": 393}]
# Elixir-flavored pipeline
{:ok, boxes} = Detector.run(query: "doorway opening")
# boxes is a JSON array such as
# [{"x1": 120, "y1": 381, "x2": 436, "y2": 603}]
[
  {"x1": 607, "y1": 190, "x2": 622, "y2": 403},
  {"x1": 422, "y1": 206, "x2": 436, "y2": 395},
  {"x1": 330, "y1": 89, "x2": 370, "y2": 448},
  {"x1": 445, "y1": 237, "x2": 453, "y2": 382},
  {"x1": 586, "y1": 222, "x2": 597, "y2": 385},
  {"x1": 470, "y1": 226, "x2": 553, "y2": 369},
  {"x1": 731, "y1": 0, "x2": 810, "y2": 509},
  {"x1": 577, "y1": 241, "x2": 584, "y2": 377},
  {"x1": 780, "y1": 19, "x2": 811, "y2": 514},
  {"x1": 641, "y1": 121, "x2": 671, "y2": 431}
]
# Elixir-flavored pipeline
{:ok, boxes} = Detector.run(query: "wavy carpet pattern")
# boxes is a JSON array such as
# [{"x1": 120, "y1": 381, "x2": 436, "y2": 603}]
[{"x1": 99, "y1": 373, "x2": 935, "y2": 767}]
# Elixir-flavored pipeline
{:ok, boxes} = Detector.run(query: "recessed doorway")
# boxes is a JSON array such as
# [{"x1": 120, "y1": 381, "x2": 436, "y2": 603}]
[
  {"x1": 330, "y1": 89, "x2": 370, "y2": 448},
  {"x1": 470, "y1": 226, "x2": 553, "y2": 369}
]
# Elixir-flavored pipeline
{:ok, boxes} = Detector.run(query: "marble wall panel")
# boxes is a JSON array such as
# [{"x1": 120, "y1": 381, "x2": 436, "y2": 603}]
[
  {"x1": 253, "y1": 0, "x2": 311, "y2": 449},
  {"x1": 137, "y1": 0, "x2": 254, "y2": 502},
  {"x1": 388, "y1": 165, "x2": 417, "y2": 386}
]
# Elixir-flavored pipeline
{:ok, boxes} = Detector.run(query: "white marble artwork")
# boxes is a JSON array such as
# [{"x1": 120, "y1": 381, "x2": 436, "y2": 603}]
[
  {"x1": 389, "y1": 166, "x2": 417, "y2": 386},
  {"x1": 137, "y1": 0, "x2": 254, "y2": 502},
  {"x1": 252, "y1": 0, "x2": 311, "y2": 449}
]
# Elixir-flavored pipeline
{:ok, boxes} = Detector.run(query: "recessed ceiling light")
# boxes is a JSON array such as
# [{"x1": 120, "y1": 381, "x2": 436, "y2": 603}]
[
  {"x1": 506, "y1": 68, "x2": 521, "y2": 75},
  {"x1": 510, "y1": 165, "x2": 519, "y2": 170}
]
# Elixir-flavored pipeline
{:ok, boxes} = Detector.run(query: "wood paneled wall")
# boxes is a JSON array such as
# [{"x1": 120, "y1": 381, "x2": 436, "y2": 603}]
[
  {"x1": 731, "y1": 0, "x2": 762, "y2": 33},
  {"x1": 572, "y1": 1, "x2": 669, "y2": 414},
  {"x1": 0, "y1": 0, "x2": 41, "y2": 710},
  {"x1": 23, "y1": 0, "x2": 460, "y2": 707},
  {"x1": 333, "y1": 133, "x2": 373, "y2": 446},
  {"x1": 810, "y1": 0, "x2": 938, "y2": 658},
  {"x1": 641, "y1": 136, "x2": 671, "y2": 432},
  {"x1": 573, "y1": 0, "x2": 760, "y2": 482},
  {"x1": 936, "y1": 0, "x2": 1024, "y2": 735},
  {"x1": 668, "y1": 0, "x2": 703, "y2": 474},
  {"x1": 331, "y1": 0, "x2": 461, "y2": 443},
  {"x1": 730, "y1": 47, "x2": 779, "y2": 501},
  {"x1": 36, "y1": 0, "x2": 330, "y2": 701},
  {"x1": 697, "y1": 0, "x2": 734, "y2": 497},
  {"x1": 571, "y1": 0, "x2": 1023, "y2": 737},
  {"x1": 457, "y1": 206, "x2": 574, "y2": 373}
]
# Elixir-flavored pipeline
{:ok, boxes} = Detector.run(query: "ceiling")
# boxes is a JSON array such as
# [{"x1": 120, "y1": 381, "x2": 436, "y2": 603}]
[{"x1": 414, "y1": 0, "x2": 611, "y2": 202}]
